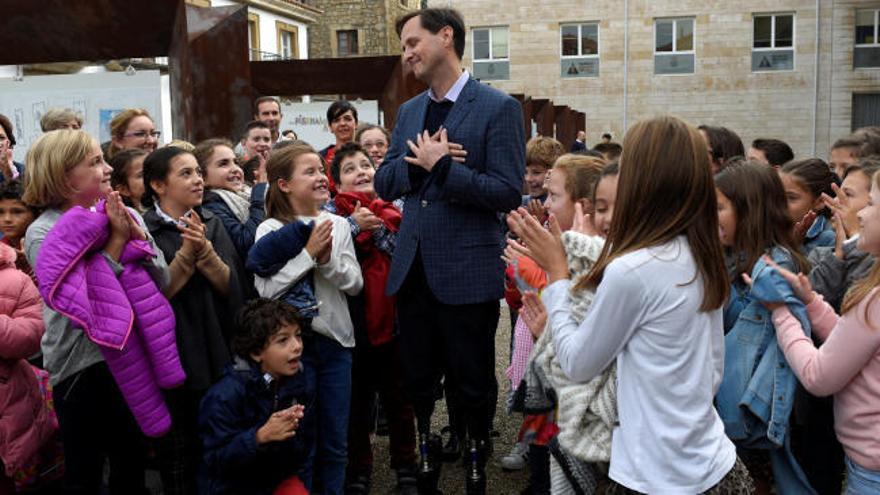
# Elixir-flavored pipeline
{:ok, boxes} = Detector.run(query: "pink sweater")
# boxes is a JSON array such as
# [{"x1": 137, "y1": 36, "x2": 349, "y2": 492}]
[{"x1": 772, "y1": 291, "x2": 880, "y2": 470}]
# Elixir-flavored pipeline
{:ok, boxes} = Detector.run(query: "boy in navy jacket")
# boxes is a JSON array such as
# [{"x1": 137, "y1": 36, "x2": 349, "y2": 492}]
[{"x1": 199, "y1": 299, "x2": 315, "y2": 494}]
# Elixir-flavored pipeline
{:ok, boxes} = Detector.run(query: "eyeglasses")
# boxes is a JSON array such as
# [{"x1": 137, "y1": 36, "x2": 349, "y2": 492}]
[{"x1": 124, "y1": 130, "x2": 161, "y2": 140}]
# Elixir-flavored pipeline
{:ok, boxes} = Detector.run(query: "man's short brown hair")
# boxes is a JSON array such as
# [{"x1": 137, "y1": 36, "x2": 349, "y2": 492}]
[{"x1": 395, "y1": 8, "x2": 466, "y2": 60}]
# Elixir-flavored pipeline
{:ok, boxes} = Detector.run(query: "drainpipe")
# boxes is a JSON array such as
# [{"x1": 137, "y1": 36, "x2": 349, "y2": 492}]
[
  {"x1": 623, "y1": 0, "x2": 629, "y2": 133},
  {"x1": 812, "y1": 0, "x2": 820, "y2": 155}
]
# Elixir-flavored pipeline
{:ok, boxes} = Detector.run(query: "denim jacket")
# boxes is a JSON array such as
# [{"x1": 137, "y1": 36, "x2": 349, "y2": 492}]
[
  {"x1": 803, "y1": 214, "x2": 836, "y2": 255},
  {"x1": 717, "y1": 247, "x2": 816, "y2": 494}
]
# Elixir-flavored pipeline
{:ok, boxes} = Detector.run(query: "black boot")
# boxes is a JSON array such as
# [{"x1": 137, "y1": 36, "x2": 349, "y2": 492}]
[
  {"x1": 417, "y1": 433, "x2": 443, "y2": 495},
  {"x1": 465, "y1": 439, "x2": 487, "y2": 495}
]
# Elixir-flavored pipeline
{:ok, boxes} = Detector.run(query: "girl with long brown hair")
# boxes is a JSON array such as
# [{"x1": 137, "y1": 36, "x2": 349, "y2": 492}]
[
  {"x1": 713, "y1": 161, "x2": 814, "y2": 494},
  {"x1": 507, "y1": 116, "x2": 751, "y2": 493}
]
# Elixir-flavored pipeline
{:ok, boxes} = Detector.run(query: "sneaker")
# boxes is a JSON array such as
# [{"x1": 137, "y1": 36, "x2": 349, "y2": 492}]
[
  {"x1": 344, "y1": 474, "x2": 371, "y2": 494},
  {"x1": 499, "y1": 441, "x2": 529, "y2": 471}
]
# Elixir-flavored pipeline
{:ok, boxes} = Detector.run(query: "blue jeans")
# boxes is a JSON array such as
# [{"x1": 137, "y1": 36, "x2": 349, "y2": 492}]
[
  {"x1": 302, "y1": 332, "x2": 352, "y2": 495},
  {"x1": 846, "y1": 457, "x2": 880, "y2": 494}
]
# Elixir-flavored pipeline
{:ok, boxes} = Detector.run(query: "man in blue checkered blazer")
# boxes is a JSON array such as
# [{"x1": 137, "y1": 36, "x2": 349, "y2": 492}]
[{"x1": 375, "y1": 7, "x2": 525, "y2": 494}]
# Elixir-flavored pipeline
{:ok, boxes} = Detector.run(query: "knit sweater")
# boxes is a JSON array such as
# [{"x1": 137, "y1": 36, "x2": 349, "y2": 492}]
[{"x1": 527, "y1": 231, "x2": 617, "y2": 462}]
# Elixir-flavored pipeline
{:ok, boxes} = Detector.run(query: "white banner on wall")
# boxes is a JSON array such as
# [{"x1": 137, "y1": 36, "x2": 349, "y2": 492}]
[
  {"x1": 0, "y1": 70, "x2": 164, "y2": 162},
  {"x1": 279, "y1": 100, "x2": 381, "y2": 150}
]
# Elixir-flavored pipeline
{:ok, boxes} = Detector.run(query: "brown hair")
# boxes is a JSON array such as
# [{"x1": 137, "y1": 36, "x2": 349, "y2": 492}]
[
  {"x1": 592, "y1": 142, "x2": 623, "y2": 161},
  {"x1": 265, "y1": 143, "x2": 322, "y2": 223},
  {"x1": 253, "y1": 96, "x2": 281, "y2": 116},
  {"x1": 585, "y1": 116, "x2": 729, "y2": 311},
  {"x1": 330, "y1": 142, "x2": 373, "y2": 185},
  {"x1": 853, "y1": 127, "x2": 880, "y2": 158},
  {"x1": 843, "y1": 157, "x2": 880, "y2": 181},
  {"x1": 842, "y1": 170, "x2": 880, "y2": 319},
  {"x1": 698, "y1": 125, "x2": 744, "y2": 170},
  {"x1": 715, "y1": 160, "x2": 810, "y2": 279},
  {"x1": 395, "y1": 8, "x2": 466, "y2": 60},
  {"x1": 109, "y1": 148, "x2": 148, "y2": 192},
  {"x1": 355, "y1": 123, "x2": 390, "y2": 144},
  {"x1": 107, "y1": 108, "x2": 153, "y2": 159},
  {"x1": 832, "y1": 136, "x2": 862, "y2": 153},
  {"x1": 780, "y1": 158, "x2": 837, "y2": 218},
  {"x1": 526, "y1": 136, "x2": 566, "y2": 170},
  {"x1": 193, "y1": 138, "x2": 235, "y2": 177}
]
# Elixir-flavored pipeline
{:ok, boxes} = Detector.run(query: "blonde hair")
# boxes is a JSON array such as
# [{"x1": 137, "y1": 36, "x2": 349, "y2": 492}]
[
  {"x1": 552, "y1": 153, "x2": 606, "y2": 202},
  {"x1": 165, "y1": 140, "x2": 195, "y2": 152},
  {"x1": 40, "y1": 107, "x2": 84, "y2": 132},
  {"x1": 22, "y1": 130, "x2": 95, "y2": 209},
  {"x1": 842, "y1": 169, "x2": 880, "y2": 322},
  {"x1": 107, "y1": 108, "x2": 152, "y2": 159}
]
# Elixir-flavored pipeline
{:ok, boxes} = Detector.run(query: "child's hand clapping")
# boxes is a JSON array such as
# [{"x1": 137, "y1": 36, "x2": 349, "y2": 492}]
[
  {"x1": 178, "y1": 211, "x2": 207, "y2": 256},
  {"x1": 506, "y1": 208, "x2": 568, "y2": 284},
  {"x1": 526, "y1": 198, "x2": 546, "y2": 221},
  {"x1": 571, "y1": 203, "x2": 599, "y2": 237},
  {"x1": 255, "y1": 404, "x2": 305, "y2": 445},
  {"x1": 822, "y1": 183, "x2": 858, "y2": 238},
  {"x1": 521, "y1": 292, "x2": 548, "y2": 339},
  {"x1": 306, "y1": 220, "x2": 333, "y2": 265}
]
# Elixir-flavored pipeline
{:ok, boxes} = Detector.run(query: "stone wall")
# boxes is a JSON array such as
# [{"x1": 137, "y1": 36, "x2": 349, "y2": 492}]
[
  {"x1": 309, "y1": 0, "x2": 418, "y2": 58},
  {"x1": 437, "y1": 0, "x2": 880, "y2": 159}
]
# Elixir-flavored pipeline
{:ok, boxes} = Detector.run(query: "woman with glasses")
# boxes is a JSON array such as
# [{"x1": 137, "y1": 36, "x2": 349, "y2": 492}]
[{"x1": 106, "y1": 108, "x2": 161, "y2": 159}]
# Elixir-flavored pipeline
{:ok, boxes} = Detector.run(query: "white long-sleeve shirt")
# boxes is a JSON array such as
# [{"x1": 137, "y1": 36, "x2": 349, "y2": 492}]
[
  {"x1": 254, "y1": 212, "x2": 363, "y2": 347},
  {"x1": 544, "y1": 236, "x2": 735, "y2": 493}
]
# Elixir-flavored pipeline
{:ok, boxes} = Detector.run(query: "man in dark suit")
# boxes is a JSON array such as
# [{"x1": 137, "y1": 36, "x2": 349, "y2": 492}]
[
  {"x1": 570, "y1": 130, "x2": 587, "y2": 152},
  {"x1": 375, "y1": 7, "x2": 525, "y2": 494}
]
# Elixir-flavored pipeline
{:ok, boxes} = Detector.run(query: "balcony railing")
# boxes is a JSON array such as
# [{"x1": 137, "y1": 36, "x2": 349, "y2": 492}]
[{"x1": 250, "y1": 49, "x2": 299, "y2": 62}]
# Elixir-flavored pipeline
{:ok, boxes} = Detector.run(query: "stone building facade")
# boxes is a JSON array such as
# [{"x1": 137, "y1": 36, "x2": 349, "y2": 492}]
[
  {"x1": 436, "y1": 0, "x2": 880, "y2": 158},
  {"x1": 308, "y1": 0, "x2": 420, "y2": 58}
]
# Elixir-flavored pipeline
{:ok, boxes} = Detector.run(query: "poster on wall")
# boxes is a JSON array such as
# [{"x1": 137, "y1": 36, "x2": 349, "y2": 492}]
[
  {"x1": 0, "y1": 70, "x2": 163, "y2": 162},
  {"x1": 279, "y1": 100, "x2": 381, "y2": 150}
]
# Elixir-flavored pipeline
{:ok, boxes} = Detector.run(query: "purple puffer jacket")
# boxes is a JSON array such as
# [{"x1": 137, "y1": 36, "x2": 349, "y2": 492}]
[{"x1": 34, "y1": 201, "x2": 185, "y2": 437}]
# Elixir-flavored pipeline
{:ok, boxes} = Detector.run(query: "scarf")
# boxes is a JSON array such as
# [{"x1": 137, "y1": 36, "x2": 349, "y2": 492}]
[
  {"x1": 334, "y1": 191, "x2": 401, "y2": 346},
  {"x1": 213, "y1": 188, "x2": 251, "y2": 224}
]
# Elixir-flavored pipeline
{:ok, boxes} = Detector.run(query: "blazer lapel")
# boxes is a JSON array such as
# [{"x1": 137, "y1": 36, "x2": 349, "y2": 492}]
[{"x1": 441, "y1": 78, "x2": 478, "y2": 136}]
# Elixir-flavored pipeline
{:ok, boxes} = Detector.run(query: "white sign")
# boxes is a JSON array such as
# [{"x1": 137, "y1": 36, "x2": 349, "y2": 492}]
[
  {"x1": 0, "y1": 70, "x2": 164, "y2": 162},
  {"x1": 279, "y1": 100, "x2": 381, "y2": 150}
]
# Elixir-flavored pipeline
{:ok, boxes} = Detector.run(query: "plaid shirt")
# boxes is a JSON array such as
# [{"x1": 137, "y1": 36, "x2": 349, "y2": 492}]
[{"x1": 322, "y1": 200, "x2": 397, "y2": 256}]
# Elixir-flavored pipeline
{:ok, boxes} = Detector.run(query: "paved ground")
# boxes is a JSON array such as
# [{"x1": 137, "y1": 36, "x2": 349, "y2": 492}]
[
  {"x1": 368, "y1": 304, "x2": 530, "y2": 494},
  {"x1": 144, "y1": 305, "x2": 526, "y2": 494}
]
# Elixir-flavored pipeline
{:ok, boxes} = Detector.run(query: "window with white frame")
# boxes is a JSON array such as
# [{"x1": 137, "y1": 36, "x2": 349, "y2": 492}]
[
  {"x1": 561, "y1": 23, "x2": 599, "y2": 78},
  {"x1": 472, "y1": 26, "x2": 509, "y2": 80},
  {"x1": 654, "y1": 18, "x2": 694, "y2": 75},
  {"x1": 855, "y1": 9, "x2": 880, "y2": 69},
  {"x1": 752, "y1": 13, "x2": 794, "y2": 72},
  {"x1": 277, "y1": 21, "x2": 299, "y2": 60}
]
